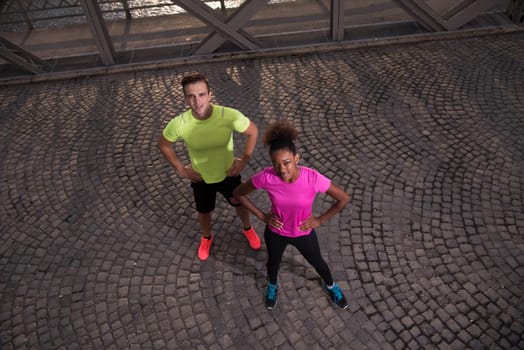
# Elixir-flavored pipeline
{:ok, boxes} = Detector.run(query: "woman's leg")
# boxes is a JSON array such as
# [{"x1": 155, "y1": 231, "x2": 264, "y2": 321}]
[
  {"x1": 264, "y1": 227, "x2": 288, "y2": 284},
  {"x1": 292, "y1": 230, "x2": 334, "y2": 286}
]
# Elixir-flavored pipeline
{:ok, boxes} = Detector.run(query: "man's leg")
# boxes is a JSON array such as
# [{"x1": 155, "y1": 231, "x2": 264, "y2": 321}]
[
  {"x1": 222, "y1": 176, "x2": 261, "y2": 250},
  {"x1": 234, "y1": 204, "x2": 251, "y2": 229},
  {"x1": 192, "y1": 180, "x2": 216, "y2": 261},
  {"x1": 197, "y1": 211, "x2": 213, "y2": 261},
  {"x1": 235, "y1": 204, "x2": 260, "y2": 249},
  {"x1": 197, "y1": 211, "x2": 213, "y2": 238}
]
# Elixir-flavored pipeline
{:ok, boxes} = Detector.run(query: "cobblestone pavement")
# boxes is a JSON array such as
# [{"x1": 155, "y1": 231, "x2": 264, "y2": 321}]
[{"x1": 1, "y1": 31, "x2": 524, "y2": 350}]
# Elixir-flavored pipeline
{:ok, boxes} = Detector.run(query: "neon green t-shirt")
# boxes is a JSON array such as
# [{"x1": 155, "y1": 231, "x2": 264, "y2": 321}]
[{"x1": 162, "y1": 105, "x2": 250, "y2": 184}]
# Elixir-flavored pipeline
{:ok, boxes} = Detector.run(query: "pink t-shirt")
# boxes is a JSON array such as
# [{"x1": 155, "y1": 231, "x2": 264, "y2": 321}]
[{"x1": 251, "y1": 166, "x2": 331, "y2": 237}]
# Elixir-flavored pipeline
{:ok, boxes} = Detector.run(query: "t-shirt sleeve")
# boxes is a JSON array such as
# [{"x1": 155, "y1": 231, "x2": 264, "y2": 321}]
[
  {"x1": 226, "y1": 107, "x2": 250, "y2": 133},
  {"x1": 313, "y1": 169, "x2": 331, "y2": 193},
  {"x1": 251, "y1": 168, "x2": 269, "y2": 189},
  {"x1": 162, "y1": 116, "x2": 181, "y2": 142}
]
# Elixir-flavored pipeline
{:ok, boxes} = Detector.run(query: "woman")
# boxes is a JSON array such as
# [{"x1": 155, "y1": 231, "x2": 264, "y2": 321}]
[{"x1": 233, "y1": 120, "x2": 350, "y2": 309}]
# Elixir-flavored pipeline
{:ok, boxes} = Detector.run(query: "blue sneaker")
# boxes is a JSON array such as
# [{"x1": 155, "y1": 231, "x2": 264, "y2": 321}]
[
  {"x1": 265, "y1": 283, "x2": 278, "y2": 310},
  {"x1": 324, "y1": 283, "x2": 348, "y2": 309}
]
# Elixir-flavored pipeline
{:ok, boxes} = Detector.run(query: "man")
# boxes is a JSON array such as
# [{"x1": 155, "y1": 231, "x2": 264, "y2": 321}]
[{"x1": 158, "y1": 72, "x2": 261, "y2": 261}]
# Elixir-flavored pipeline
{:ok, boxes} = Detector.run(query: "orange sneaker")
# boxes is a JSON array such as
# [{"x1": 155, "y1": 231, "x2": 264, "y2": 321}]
[
  {"x1": 243, "y1": 227, "x2": 261, "y2": 250},
  {"x1": 198, "y1": 235, "x2": 213, "y2": 261}
]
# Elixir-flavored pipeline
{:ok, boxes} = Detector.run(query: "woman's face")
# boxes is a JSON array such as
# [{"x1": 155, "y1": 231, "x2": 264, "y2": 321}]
[{"x1": 271, "y1": 149, "x2": 299, "y2": 183}]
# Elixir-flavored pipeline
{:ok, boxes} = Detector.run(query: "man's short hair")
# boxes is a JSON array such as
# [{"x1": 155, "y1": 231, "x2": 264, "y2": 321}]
[{"x1": 181, "y1": 73, "x2": 210, "y2": 95}]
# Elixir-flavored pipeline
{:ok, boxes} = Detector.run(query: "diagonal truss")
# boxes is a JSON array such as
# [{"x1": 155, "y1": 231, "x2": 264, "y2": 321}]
[
  {"x1": 194, "y1": 0, "x2": 267, "y2": 55},
  {"x1": 0, "y1": 0, "x2": 516, "y2": 76},
  {"x1": 506, "y1": 0, "x2": 524, "y2": 23},
  {"x1": 174, "y1": 0, "x2": 260, "y2": 52},
  {"x1": 393, "y1": 0, "x2": 503, "y2": 31},
  {"x1": 0, "y1": 36, "x2": 51, "y2": 74},
  {"x1": 78, "y1": 0, "x2": 116, "y2": 65}
]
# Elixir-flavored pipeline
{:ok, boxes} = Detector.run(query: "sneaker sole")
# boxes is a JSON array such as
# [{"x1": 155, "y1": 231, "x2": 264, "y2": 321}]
[
  {"x1": 198, "y1": 254, "x2": 209, "y2": 261},
  {"x1": 324, "y1": 288, "x2": 349, "y2": 309},
  {"x1": 244, "y1": 235, "x2": 261, "y2": 250},
  {"x1": 266, "y1": 301, "x2": 277, "y2": 310},
  {"x1": 198, "y1": 239, "x2": 213, "y2": 261}
]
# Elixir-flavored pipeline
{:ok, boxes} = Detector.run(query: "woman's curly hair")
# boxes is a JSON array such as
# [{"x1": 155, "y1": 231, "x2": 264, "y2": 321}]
[{"x1": 262, "y1": 120, "x2": 298, "y2": 155}]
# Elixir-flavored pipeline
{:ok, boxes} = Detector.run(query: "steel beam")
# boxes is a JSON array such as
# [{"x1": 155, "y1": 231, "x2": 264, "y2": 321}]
[
  {"x1": 79, "y1": 0, "x2": 116, "y2": 65},
  {"x1": 507, "y1": 0, "x2": 524, "y2": 23},
  {"x1": 0, "y1": 37, "x2": 50, "y2": 74},
  {"x1": 445, "y1": 0, "x2": 501, "y2": 29},
  {"x1": 15, "y1": 0, "x2": 34, "y2": 30},
  {"x1": 392, "y1": 0, "x2": 448, "y2": 31},
  {"x1": 443, "y1": 0, "x2": 478, "y2": 19},
  {"x1": 175, "y1": 0, "x2": 259, "y2": 51},
  {"x1": 194, "y1": 0, "x2": 265, "y2": 55},
  {"x1": 121, "y1": 0, "x2": 132, "y2": 19},
  {"x1": 331, "y1": 0, "x2": 345, "y2": 41}
]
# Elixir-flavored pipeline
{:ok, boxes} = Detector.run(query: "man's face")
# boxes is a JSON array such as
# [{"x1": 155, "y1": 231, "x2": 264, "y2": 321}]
[{"x1": 184, "y1": 81, "x2": 213, "y2": 119}]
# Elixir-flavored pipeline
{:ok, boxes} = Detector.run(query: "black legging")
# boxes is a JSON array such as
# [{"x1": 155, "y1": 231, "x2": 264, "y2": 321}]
[{"x1": 264, "y1": 226, "x2": 334, "y2": 286}]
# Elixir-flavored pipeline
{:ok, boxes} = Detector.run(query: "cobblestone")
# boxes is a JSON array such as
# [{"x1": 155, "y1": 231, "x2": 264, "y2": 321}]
[{"x1": 1, "y1": 31, "x2": 524, "y2": 349}]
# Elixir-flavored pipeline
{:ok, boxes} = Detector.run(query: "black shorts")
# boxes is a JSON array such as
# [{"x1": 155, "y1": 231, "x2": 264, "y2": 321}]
[{"x1": 190, "y1": 175, "x2": 242, "y2": 213}]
